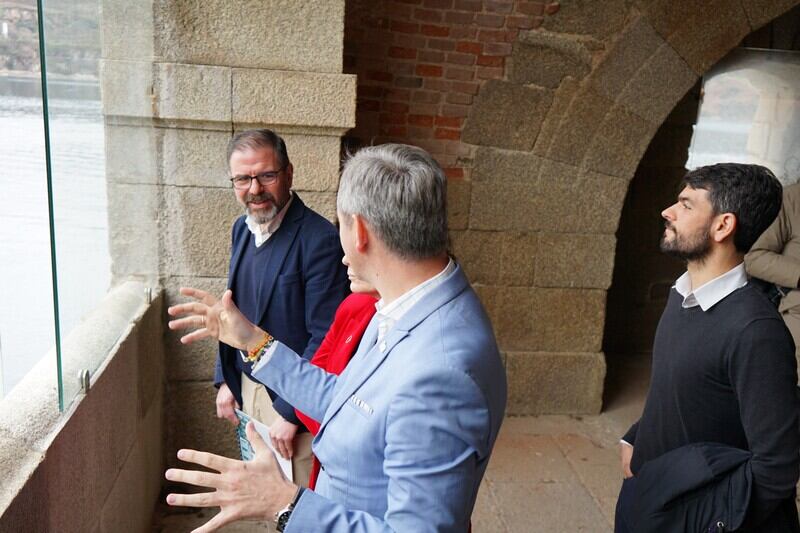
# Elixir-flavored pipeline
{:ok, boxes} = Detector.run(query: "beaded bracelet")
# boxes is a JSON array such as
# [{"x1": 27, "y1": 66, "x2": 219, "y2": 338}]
[{"x1": 245, "y1": 332, "x2": 275, "y2": 364}]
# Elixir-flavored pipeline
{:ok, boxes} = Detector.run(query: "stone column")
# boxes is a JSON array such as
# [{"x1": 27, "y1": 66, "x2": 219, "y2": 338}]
[{"x1": 100, "y1": 0, "x2": 354, "y2": 460}]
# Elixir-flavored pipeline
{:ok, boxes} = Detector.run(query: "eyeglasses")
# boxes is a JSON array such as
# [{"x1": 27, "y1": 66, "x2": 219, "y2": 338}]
[{"x1": 230, "y1": 169, "x2": 284, "y2": 190}]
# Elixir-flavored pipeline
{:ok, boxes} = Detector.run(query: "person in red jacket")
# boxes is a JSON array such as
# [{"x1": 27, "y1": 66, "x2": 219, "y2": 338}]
[{"x1": 294, "y1": 287, "x2": 377, "y2": 489}]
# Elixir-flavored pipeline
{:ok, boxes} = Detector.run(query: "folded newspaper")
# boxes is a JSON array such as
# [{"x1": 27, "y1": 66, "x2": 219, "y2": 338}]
[{"x1": 234, "y1": 408, "x2": 294, "y2": 482}]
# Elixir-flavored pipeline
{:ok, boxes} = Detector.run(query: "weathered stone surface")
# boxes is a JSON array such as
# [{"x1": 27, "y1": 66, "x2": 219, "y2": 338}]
[
  {"x1": 105, "y1": 124, "x2": 159, "y2": 184},
  {"x1": 469, "y1": 181, "x2": 536, "y2": 231},
  {"x1": 448, "y1": 178, "x2": 471, "y2": 230},
  {"x1": 162, "y1": 128, "x2": 231, "y2": 187},
  {"x1": 155, "y1": 63, "x2": 232, "y2": 123},
  {"x1": 511, "y1": 32, "x2": 592, "y2": 89},
  {"x1": 100, "y1": 60, "x2": 155, "y2": 119},
  {"x1": 0, "y1": 459, "x2": 48, "y2": 533},
  {"x1": 487, "y1": 433, "x2": 577, "y2": 482},
  {"x1": 536, "y1": 233, "x2": 616, "y2": 289},
  {"x1": 462, "y1": 80, "x2": 553, "y2": 151},
  {"x1": 636, "y1": 0, "x2": 751, "y2": 73},
  {"x1": 451, "y1": 231, "x2": 536, "y2": 286},
  {"x1": 542, "y1": 86, "x2": 614, "y2": 169},
  {"x1": 165, "y1": 381, "x2": 239, "y2": 468},
  {"x1": 232, "y1": 69, "x2": 356, "y2": 131},
  {"x1": 505, "y1": 351, "x2": 606, "y2": 414},
  {"x1": 101, "y1": 0, "x2": 155, "y2": 61},
  {"x1": 163, "y1": 276, "x2": 228, "y2": 382},
  {"x1": 107, "y1": 182, "x2": 160, "y2": 283},
  {"x1": 491, "y1": 286, "x2": 606, "y2": 352},
  {"x1": 741, "y1": 0, "x2": 800, "y2": 30},
  {"x1": 543, "y1": 0, "x2": 628, "y2": 39},
  {"x1": 161, "y1": 186, "x2": 241, "y2": 277},
  {"x1": 136, "y1": 293, "x2": 165, "y2": 418},
  {"x1": 588, "y1": 17, "x2": 698, "y2": 125},
  {"x1": 280, "y1": 134, "x2": 341, "y2": 192},
  {"x1": 532, "y1": 77, "x2": 581, "y2": 158},
  {"x1": 153, "y1": 0, "x2": 344, "y2": 73},
  {"x1": 583, "y1": 104, "x2": 658, "y2": 178},
  {"x1": 471, "y1": 146, "x2": 543, "y2": 184},
  {"x1": 296, "y1": 191, "x2": 338, "y2": 223}
]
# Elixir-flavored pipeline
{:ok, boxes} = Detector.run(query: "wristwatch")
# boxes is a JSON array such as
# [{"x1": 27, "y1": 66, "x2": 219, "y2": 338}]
[{"x1": 275, "y1": 487, "x2": 304, "y2": 532}]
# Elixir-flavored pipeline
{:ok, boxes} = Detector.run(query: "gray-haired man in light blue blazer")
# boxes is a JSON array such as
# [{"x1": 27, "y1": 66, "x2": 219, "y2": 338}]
[{"x1": 166, "y1": 143, "x2": 508, "y2": 533}]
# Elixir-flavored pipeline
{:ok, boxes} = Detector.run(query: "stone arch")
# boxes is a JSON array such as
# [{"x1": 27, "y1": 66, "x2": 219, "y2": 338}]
[{"x1": 460, "y1": 0, "x2": 800, "y2": 414}]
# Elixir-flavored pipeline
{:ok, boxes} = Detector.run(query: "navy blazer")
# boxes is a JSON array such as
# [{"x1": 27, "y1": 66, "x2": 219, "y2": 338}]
[{"x1": 214, "y1": 194, "x2": 349, "y2": 424}]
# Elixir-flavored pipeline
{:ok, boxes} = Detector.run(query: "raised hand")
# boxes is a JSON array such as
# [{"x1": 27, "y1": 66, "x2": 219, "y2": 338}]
[{"x1": 165, "y1": 421, "x2": 299, "y2": 532}]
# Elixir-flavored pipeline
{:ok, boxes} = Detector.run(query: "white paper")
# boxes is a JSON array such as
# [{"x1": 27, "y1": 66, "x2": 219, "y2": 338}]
[{"x1": 234, "y1": 408, "x2": 293, "y2": 482}]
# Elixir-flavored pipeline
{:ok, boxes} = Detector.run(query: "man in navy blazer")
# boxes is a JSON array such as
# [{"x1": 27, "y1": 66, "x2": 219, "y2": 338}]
[
  {"x1": 167, "y1": 144, "x2": 507, "y2": 532},
  {"x1": 215, "y1": 129, "x2": 348, "y2": 485}
]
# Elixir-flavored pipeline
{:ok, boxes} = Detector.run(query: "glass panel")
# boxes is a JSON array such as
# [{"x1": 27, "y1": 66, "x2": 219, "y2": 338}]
[
  {"x1": 0, "y1": 1, "x2": 56, "y2": 401},
  {"x1": 687, "y1": 48, "x2": 800, "y2": 185}
]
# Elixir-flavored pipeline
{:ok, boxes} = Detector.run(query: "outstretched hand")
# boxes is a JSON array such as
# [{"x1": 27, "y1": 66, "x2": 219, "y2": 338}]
[
  {"x1": 165, "y1": 421, "x2": 299, "y2": 533},
  {"x1": 167, "y1": 288, "x2": 263, "y2": 351}
]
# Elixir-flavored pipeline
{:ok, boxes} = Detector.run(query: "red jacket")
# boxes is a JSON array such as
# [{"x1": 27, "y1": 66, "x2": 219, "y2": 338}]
[{"x1": 295, "y1": 293, "x2": 378, "y2": 489}]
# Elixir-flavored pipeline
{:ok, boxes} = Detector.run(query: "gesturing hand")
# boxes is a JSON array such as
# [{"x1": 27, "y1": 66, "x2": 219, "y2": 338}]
[
  {"x1": 165, "y1": 421, "x2": 299, "y2": 533},
  {"x1": 270, "y1": 416, "x2": 299, "y2": 460},
  {"x1": 167, "y1": 288, "x2": 263, "y2": 351}
]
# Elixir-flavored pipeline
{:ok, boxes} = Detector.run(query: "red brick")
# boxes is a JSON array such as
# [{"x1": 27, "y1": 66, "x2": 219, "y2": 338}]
[
  {"x1": 476, "y1": 66, "x2": 504, "y2": 79},
  {"x1": 361, "y1": 44, "x2": 390, "y2": 59},
  {"x1": 395, "y1": 76, "x2": 424, "y2": 88},
  {"x1": 396, "y1": 0, "x2": 422, "y2": 3},
  {"x1": 450, "y1": 26, "x2": 478, "y2": 39},
  {"x1": 408, "y1": 125, "x2": 434, "y2": 139},
  {"x1": 445, "y1": 67, "x2": 475, "y2": 81},
  {"x1": 477, "y1": 29, "x2": 510, "y2": 42},
  {"x1": 446, "y1": 92, "x2": 473, "y2": 105},
  {"x1": 485, "y1": 0, "x2": 514, "y2": 13},
  {"x1": 435, "y1": 128, "x2": 461, "y2": 140},
  {"x1": 385, "y1": 88, "x2": 412, "y2": 101},
  {"x1": 507, "y1": 15, "x2": 535, "y2": 29},
  {"x1": 410, "y1": 103, "x2": 441, "y2": 115},
  {"x1": 360, "y1": 99, "x2": 381, "y2": 112},
  {"x1": 391, "y1": 20, "x2": 419, "y2": 33},
  {"x1": 381, "y1": 112, "x2": 408, "y2": 124},
  {"x1": 358, "y1": 85, "x2": 386, "y2": 98},
  {"x1": 445, "y1": 141, "x2": 473, "y2": 156},
  {"x1": 393, "y1": 62, "x2": 416, "y2": 76},
  {"x1": 367, "y1": 70, "x2": 393, "y2": 82},
  {"x1": 517, "y1": 1, "x2": 544, "y2": 16},
  {"x1": 483, "y1": 42, "x2": 513, "y2": 56},
  {"x1": 421, "y1": 24, "x2": 450, "y2": 37},
  {"x1": 385, "y1": 101, "x2": 410, "y2": 113},
  {"x1": 424, "y1": 0, "x2": 454, "y2": 8},
  {"x1": 414, "y1": 8, "x2": 442, "y2": 22},
  {"x1": 545, "y1": 2, "x2": 560, "y2": 15},
  {"x1": 477, "y1": 55, "x2": 504, "y2": 67},
  {"x1": 476, "y1": 13, "x2": 505, "y2": 28},
  {"x1": 380, "y1": 125, "x2": 408, "y2": 137},
  {"x1": 364, "y1": 16, "x2": 391, "y2": 29},
  {"x1": 531, "y1": 16, "x2": 544, "y2": 28},
  {"x1": 389, "y1": 46, "x2": 418, "y2": 59},
  {"x1": 435, "y1": 115, "x2": 463, "y2": 127},
  {"x1": 409, "y1": 114, "x2": 435, "y2": 127},
  {"x1": 428, "y1": 38, "x2": 456, "y2": 51},
  {"x1": 412, "y1": 90, "x2": 442, "y2": 103},
  {"x1": 444, "y1": 11, "x2": 475, "y2": 24},
  {"x1": 454, "y1": 0, "x2": 482, "y2": 10},
  {"x1": 394, "y1": 33, "x2": 427, "y2": 48},
  {"x1": 451, "y1": 81, "x2": 480, "y2": 95},
  {"x1": 416, "y1": 64, "x2": 444, "y2": 77},
  {"x1": 387, "y1": 3, "x2": 414, "y2": 18},
  {"x1": 456, "y1": 41, "x2": 483, "y2": 55},
  {"x1": 446, "y1": 52, "x2": 476, "y2": 66},
  {"x1": 419, "y1": 50, "x2": 446, "y2": 62},
  {"x1": 424, "y1": 79, "x2": 452, "y2": 92},
  {"x1": 364, "y1": 29, "x2": 394, "y2": 44},
  {"x1": 444, "y1": 167, "x2": 465, "y2": 179},
  {"x1": 436, "y1": 154, "x2": 458, "y2": 167},
  {"x1": 442, "y1": 104, "x2": 471, "y2": 117}
]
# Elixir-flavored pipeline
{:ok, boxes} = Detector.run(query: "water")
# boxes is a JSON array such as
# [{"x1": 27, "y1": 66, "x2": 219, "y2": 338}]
[{"x1": 0, "y1": 83, "x2": 109, "y2": 398}]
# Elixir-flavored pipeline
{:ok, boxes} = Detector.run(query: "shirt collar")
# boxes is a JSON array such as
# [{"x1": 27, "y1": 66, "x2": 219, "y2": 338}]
[
  {"x1": 244, "y1": 192, "x2": 293, "y2": 247},
  {"x1": 673, "y1": 263, "x2": 748, "y2": 311},
  {"x1": 374, "y1": 258, "x2": 456, "y2": 341}
]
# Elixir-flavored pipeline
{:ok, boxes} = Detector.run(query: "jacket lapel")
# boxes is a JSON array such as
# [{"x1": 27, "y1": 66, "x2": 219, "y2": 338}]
[
  {"x1": 255, "y1": 196, "x2": 305, "y2": 326},
  {"x1": 227, "y1": 218, "x2": 249, "y2": 289}
]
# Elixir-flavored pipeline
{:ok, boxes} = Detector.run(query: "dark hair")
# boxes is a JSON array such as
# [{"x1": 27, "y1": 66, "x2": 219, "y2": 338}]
[
  {"x1": 226, "y1": 129, "x2": 290, "y2": 170},
  {"x1": 681, "y1": 163, "x2": 782, "y2": 253}
]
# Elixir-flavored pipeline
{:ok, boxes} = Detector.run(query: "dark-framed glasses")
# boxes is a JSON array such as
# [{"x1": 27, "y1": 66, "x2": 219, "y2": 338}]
[{"x1": 230, "y1": 169, "x2": 284, "y2": 190}]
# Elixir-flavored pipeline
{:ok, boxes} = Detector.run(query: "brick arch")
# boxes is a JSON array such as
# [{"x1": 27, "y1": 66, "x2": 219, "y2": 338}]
[{"x1": 459, "y1": 0, "x2": 800, "y2": 414}]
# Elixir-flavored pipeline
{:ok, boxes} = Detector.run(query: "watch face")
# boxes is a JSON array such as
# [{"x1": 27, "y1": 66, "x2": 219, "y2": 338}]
[{"x1": 276, "y1": 510, "x2": 291, "y2": 532}]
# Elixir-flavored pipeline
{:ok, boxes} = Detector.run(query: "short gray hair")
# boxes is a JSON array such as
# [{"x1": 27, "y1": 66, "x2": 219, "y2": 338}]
[
  {"x1": 337, "y1": 144, "x2": 448, "y2": 260},
  {"x1": 227, "y1": 129, "x2": 290, "y2": 170}
]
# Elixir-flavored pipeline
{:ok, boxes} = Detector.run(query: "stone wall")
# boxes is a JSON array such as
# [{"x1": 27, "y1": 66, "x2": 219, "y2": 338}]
[
  {"x1": 343, "y1": 0, "x2": 800, "y2": 414},
  {"x1": 0, "y1": 283, "x2": 164, "y2": 533}
]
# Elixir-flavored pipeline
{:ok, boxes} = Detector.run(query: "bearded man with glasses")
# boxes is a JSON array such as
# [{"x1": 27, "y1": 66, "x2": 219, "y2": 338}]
[{"x1": 210, "y1": 129, "x2": 348, "y2": 513}]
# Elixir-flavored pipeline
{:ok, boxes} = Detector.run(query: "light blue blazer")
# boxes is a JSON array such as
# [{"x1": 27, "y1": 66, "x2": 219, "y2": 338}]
[{"x1": 252, "y1": 264, "x2": 507, "y2": 532}]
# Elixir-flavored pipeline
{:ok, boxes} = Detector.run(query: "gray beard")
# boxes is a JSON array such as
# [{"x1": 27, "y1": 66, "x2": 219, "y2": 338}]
[{"x1": 248, "y1": 204, "x2": 278, "y2": 225}]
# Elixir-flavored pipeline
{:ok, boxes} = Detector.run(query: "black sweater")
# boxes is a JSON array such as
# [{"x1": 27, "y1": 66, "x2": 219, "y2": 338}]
[{"x1": 624, "y1": 284, "x2": 800, "y2": 526}]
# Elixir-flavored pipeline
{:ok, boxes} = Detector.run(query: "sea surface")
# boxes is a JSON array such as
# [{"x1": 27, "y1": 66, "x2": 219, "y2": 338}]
[{"x1": 0, "y1": 80, "x2": 109, "y2": 398}]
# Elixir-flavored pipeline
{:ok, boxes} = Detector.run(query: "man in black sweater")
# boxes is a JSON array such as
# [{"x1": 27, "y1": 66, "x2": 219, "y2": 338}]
[{"x1": 616, "y1": 163, "x2": 800, "y2": 532}]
